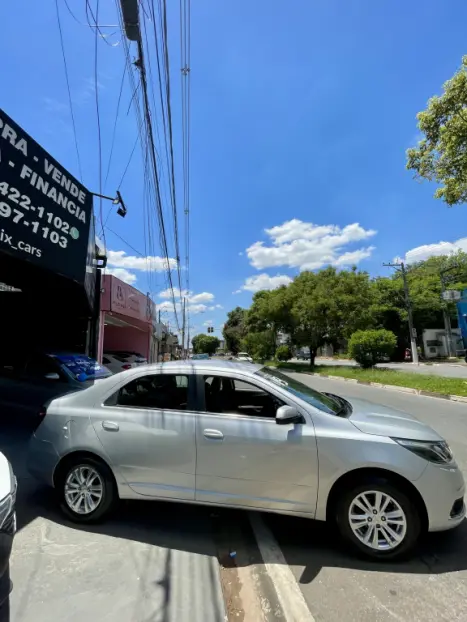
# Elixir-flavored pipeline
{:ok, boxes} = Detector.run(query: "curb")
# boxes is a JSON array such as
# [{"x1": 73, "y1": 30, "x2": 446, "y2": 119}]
[{"x1": 280, "y1": 368, "x2": 467, "y2": 403}]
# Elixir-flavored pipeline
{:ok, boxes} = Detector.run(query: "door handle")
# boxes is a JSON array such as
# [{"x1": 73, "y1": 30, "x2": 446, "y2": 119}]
[
  {"x1": 102, "y1": 421, "x2": 119, "y2": 432},
  {"x1": 203, "y1": 428, "x2": 224, "y2": 440}
]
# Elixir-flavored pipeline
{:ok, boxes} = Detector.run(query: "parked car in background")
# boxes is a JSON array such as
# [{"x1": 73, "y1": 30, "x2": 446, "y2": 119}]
[
  {"x1": 102, "y1": 351, "x2": 147, "y2": 375},
  {"x1": 28, "y1": 360, "x2": 464, "y2": 560},
  {"x1": 236, "y1": 352, "x2": 253, "y2": 363},
  {"x1": 0, "y1": 452, "x2": 17, "y2": 611},
  {"x1": 0, "y1": 352, "x2": 112, "y2": 419},
  {"x1": 191, "y1": 353, "x2": 210, "y2": 360}
]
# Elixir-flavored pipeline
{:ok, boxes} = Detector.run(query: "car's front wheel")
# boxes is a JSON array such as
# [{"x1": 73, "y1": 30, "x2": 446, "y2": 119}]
[
  {"x1": 58, "y1": 457, "x2": 116, "y2": 523},
  {"x1": 336, "y1": 479, "x2": 422, "y2": 560}
]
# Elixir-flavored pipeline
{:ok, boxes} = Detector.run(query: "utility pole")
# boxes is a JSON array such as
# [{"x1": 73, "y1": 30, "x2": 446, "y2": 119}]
[
  {"x1": 181, "y1": 297, "x2": 187, "y2": 359},
  {"x1": 383, "y1": 262, "x2": 418, "y2": 365},
  {"x1": 440, "y1": 265, "x2": 459, "y2": 358}
]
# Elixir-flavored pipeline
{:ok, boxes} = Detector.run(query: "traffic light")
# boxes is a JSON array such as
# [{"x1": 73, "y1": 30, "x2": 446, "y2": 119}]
[{"x1": 207, "y1": 326, "x2": 214, "y2": 333}]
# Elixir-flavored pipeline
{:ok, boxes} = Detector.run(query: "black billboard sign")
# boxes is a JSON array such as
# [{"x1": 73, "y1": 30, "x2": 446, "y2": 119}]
[{"x1": 0, "y1": 109, "x2": 93, "y2": 284}]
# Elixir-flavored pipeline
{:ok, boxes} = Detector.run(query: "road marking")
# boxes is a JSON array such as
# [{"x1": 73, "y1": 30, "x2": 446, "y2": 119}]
[{"x1": 249, "y1": 513, "x2": 316, "y2": 622}]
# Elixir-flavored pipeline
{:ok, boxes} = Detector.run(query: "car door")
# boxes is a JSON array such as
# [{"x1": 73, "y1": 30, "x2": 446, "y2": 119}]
[
  {"x1": 92, "y1": 371, "x2": 197, "y2": 500},
  {"x1": 195, "y1": 373, "x2": 318, "y2": 515}
]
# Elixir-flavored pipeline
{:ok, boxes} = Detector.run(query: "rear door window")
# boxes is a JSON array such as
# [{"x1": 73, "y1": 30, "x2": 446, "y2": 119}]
[{"x1": 114, "y1": 374, "x2": 190, "y2": 411}]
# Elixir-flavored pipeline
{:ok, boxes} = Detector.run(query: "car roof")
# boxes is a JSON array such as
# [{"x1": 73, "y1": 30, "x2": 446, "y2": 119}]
[{"x1": 136, "y1": 359, "x2": 262, "y2": 374}]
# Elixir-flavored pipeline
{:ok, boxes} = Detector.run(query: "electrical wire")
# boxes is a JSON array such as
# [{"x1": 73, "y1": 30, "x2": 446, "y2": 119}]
[
  {"x1": 104, "y1": 62, "x2": 128, "y2": 190},
  {"x1": 54, "y1": 0, "x2": 83, "y2": 181},
  {"x1": 179, "y1": 0, "x2": 191, "y2": 352},
  {"x1": 137, "y1": 35, "x2": 181, "y2": 332},
  {"x1": 63, "y1": 0, "x2": 118, "y2": 28},
  {"x1": 114, "y1": 0, "x2": 182, "y2": 331},
  {"x1": 85, "y1": 0, "x2": 119, "y2": 47},
  {"x1": 93, "y1": 0, "x2": 105, "y2": 250}
]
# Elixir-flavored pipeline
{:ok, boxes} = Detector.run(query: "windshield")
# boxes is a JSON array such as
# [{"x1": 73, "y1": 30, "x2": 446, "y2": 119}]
[
  {"x1": 255, "y1": 367, "x2": 340, "y2": 415},
  {"x1": 52, "y1": 354, "x2": 112, "y2": 382}
]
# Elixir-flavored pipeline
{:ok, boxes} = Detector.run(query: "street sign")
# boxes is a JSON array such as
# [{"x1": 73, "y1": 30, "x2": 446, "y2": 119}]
[
  {"x1": 0, "y1": 109, "x2": 93, "y2": 284},
  {"x1": 442, "y1": 290, "x2": 461, "y2": 302}
]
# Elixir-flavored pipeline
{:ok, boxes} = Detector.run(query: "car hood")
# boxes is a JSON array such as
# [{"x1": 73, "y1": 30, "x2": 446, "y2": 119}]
[{"x1": 347, "y1": 396, "x2": 442, "y2": 441}]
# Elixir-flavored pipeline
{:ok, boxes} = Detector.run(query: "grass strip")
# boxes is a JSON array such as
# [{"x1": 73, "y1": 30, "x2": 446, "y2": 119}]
[{"x1": 264, "y1": 362, "x2": 467, "y2": 397}]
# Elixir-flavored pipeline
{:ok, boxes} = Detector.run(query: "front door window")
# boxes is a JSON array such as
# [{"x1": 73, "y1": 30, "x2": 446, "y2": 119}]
[{"x1": 203, "y1": 375, "x2": 283, "y2": 418}]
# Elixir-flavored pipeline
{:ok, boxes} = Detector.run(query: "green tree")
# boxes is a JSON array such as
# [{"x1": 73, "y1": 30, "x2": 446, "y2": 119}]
[
  {"x1": 406, "y1": 55, "x2": 467, "y2": 205},
  {"x1": 192, "y1": 334, "x2": 220, "y2": 355},
  {"x1": 241, "y1": 330, "x2": 275, "y2": 362},
  {"x1": 222, "y1": 307, "x2": 247, "y2": 354},
  {"x1": 348, "y1": 329, "x2": 397, "y2": 368},
  {"x1": 275, "y1": 344, "x2": 292, "y2": 362},
  {"x1": 289, "y1": 267, "x2": 374, "y2": 367}
]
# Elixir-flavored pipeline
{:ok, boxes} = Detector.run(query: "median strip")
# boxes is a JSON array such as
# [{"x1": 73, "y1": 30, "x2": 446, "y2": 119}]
[{"x1": 266, "y1": 362, "x2": 467, "y2": 402}]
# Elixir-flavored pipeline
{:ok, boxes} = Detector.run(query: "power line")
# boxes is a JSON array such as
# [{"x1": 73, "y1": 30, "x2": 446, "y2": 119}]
[
  {"x1": 106, "y1": 226, "x2": 145, "y2": 257},
  {"x1": 148, "y1": 0, "x2": 183, "y2": 296},
  {"x1": 136, "y1": 34, "x2": 181, "y2": 332},
  {"x1": 93, "y1": 0, "x2": 105, "y2": 250},
  {"x1": 104, "y1": 62, "x2": 128, "y2": 190},
  {"x1": 54, "y1": 0, "x2": 83, "y2": 180},
  {"x1": 85, "y1": 0, "x2": 119, "y2": 46},
  {"x1": 63, "y1": 0, "x2": 118, "y2": 28},
  {"x1": 179, "y1": 0, "x2": 191, "y2": 352}
]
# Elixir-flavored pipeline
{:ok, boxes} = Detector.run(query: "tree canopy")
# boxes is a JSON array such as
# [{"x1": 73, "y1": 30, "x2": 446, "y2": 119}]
[
  {"x1": 224, "y1": 252, "x2": 467, "y2": 365},
  {"x1": 222, "y1": 307, "x2": 247, "y2": 354},
  {"x1": 406, "y1": 55, "x2": 467, "y2": 205},
  {"x1": 191, "y1": 334, "x2": 220, "y2": 355}
]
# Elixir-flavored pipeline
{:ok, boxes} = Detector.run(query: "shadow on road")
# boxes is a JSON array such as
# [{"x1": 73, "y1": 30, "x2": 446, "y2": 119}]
[{"x1": 264, "y1": 512, "x2": 467, "y2": 584}]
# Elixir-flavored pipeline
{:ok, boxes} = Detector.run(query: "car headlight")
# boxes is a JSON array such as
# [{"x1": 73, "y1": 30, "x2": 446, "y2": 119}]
[{"x1": 393, "y1": 438, "x2": 454, "y2": 465}]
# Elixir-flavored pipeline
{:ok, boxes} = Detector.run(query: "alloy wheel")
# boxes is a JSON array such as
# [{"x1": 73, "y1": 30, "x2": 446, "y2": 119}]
[
  {"x1": 348, "y1": 490, "x2": 407, "y2": 551},
  {"x1": 64, "y1": 465, "x2": 104, "y2": 515}
]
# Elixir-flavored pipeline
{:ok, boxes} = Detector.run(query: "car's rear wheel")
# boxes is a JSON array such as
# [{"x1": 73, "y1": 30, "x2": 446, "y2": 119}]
[
  {"x1": 336, "y1": 479, "x2": 422, "y2": 560},
  {"x1": 58, "y1": 457, "x2": 116, "y2": 523}
]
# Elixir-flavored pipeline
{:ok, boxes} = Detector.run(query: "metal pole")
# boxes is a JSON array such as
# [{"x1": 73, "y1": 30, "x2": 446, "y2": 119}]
[
  {"x1": 383, "y1": 262, "x2": 418, "y2": 364},
  {"x1": 181, "y1": 297, "x2": 186, "y2": 359},
  {"x1": 440, "y1": 270, "x2": 455, "y2": 358},
  {"x1": 400, "y1": 263, "x2": 419, "y2": 365}
]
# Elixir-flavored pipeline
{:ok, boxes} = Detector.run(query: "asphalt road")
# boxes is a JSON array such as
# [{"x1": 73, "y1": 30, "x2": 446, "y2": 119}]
[
  {"x1": 307, "y1": 357, "x2": 467, "y2": 379},
  {"x1": 267, "y1": 373, "x2": 467, "y2": 622}
]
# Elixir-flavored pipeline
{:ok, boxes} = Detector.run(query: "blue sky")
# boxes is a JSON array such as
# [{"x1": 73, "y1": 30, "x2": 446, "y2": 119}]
[{"x1": 2, "y1": 0, "x2": 467, "y2": 339}]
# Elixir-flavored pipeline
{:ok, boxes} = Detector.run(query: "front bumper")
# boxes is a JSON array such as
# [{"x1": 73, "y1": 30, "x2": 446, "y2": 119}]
[{"x1": 415, "y1": 461, "x2": 465, "y2": 532}]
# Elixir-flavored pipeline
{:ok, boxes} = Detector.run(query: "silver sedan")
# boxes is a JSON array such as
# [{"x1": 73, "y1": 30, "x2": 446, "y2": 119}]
[{"x1": 28, "y1": 360, "x2": 465, "y2": 560}]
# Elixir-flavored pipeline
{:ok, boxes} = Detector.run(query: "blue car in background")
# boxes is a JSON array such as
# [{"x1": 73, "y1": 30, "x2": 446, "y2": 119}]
[
  {"x1": 191, "y1": 353, "x2": 210, "y2": 360},
  {"x1": 0, "y1": 352, "x2": 112, "y2": 422}
]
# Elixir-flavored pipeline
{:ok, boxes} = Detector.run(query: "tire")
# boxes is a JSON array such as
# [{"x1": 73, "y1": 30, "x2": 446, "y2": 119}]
[
  {"x1": 335, "y1": 478, "x2": 422, "y2": 560},
  {"x1": 58, "y1": 457, "x2": 117, "y2": 523}
]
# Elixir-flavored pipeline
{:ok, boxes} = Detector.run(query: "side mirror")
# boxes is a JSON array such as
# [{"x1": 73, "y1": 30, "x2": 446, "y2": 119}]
[
  {"x1": 275, "y1": 405, "x2": 304, "y2": 425},
  {"x1": 44, "y1": 372, "x2": 60, "y2": 381}
]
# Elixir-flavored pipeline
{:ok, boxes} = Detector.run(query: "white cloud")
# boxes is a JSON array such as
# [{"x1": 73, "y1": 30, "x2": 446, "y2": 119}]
[
  {"x1": 246, "y1": 219, "x2": 376, "y2": 271},
  {"x1": 104, "y1": 267, "x2": 137, "y2": 285},
  {"x1": 190, "y1": 292, "x2": 215, "y2": 303},
  {"x1": 399, "y1": 237, "x2": 467, "y2": 265},
  {"x1": 203, "y1": 320, "x2": 213, "y2": 326},
  {"x1": 158, "y1": 288, "x2": 214, "y2": 304},
  {"x1": 240, "y1": 273, "x2": 293, "y2": 293},
  {"x1": 107, "y1": 250, "x2": 178, "y2": 272},
  {"x1": 158, "y1": 300, "x2": 208, "y2": 315}
]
